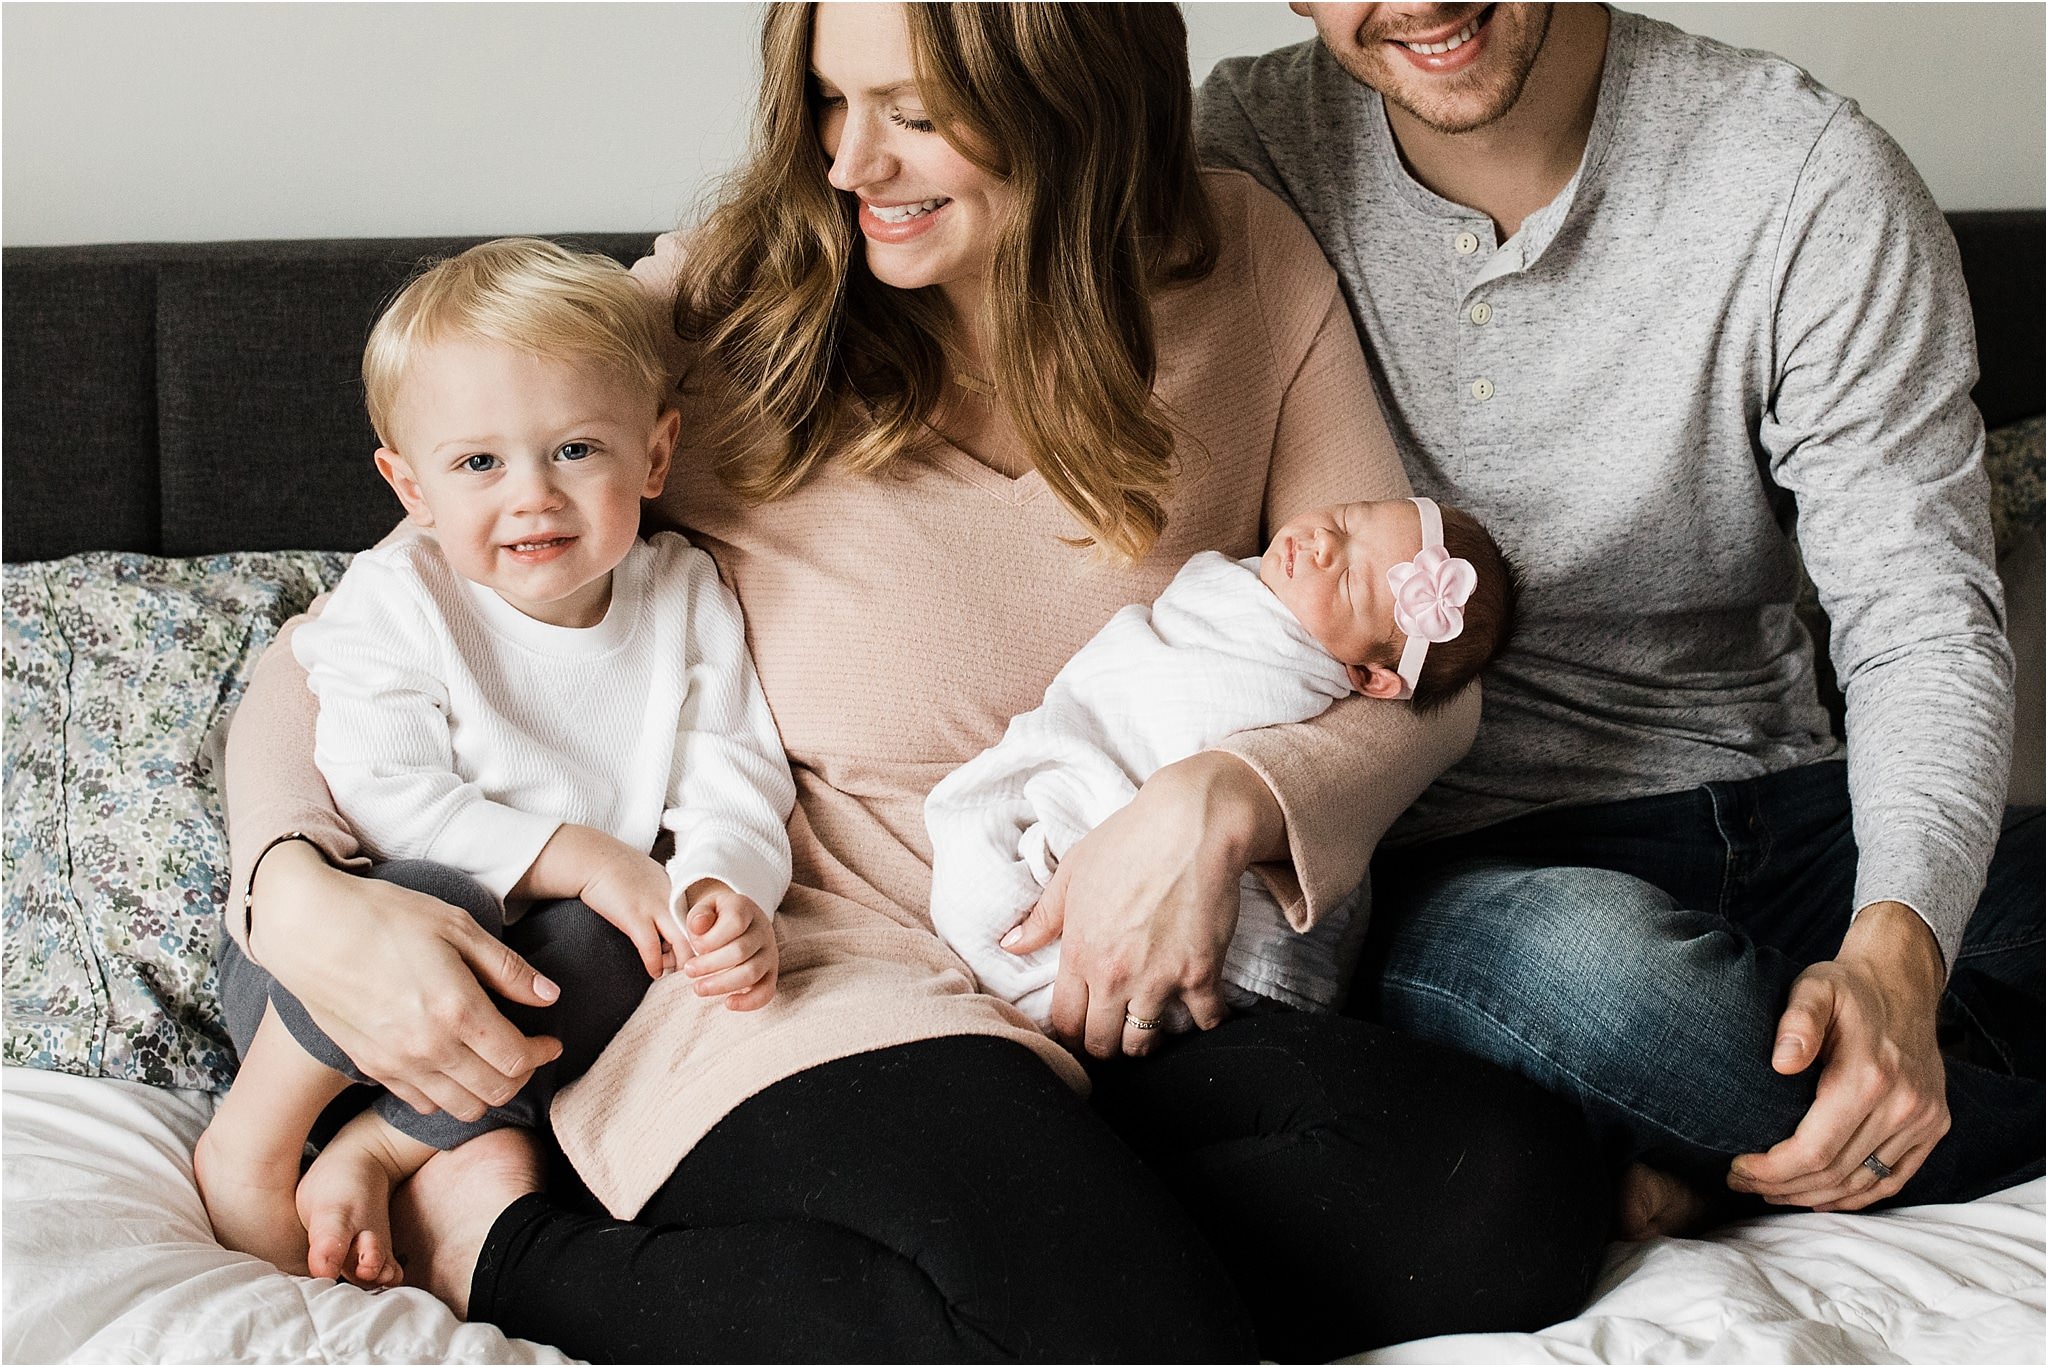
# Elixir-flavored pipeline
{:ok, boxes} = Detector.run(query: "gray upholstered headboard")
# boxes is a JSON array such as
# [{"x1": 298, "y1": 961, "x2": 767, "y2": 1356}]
[
  {"x1": 3, "y1": 215, "x2": 2042, "y2": 562},
  {"x1": 1, "y1": 234, "x2": 653, "y2": 562}
]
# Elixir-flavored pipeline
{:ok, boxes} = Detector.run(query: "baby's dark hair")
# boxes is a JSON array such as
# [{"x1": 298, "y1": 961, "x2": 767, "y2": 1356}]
[{"x1": 1406, "y1": 503, "x2": 1521, "y2": 713}]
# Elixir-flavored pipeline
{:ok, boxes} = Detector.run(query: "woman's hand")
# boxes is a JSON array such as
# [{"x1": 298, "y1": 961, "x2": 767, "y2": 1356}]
[
  {"x1": 628, "y1": 230, "x2": 689, "y2": 301},
  {"x1": 1000, "y1": 751, "x2": 1284, "y2": 1059},
  {"x1": 246, "y1": 841, "x2": 565, "y2": 1121},
  {"x1": 627, "y1": 230, "x2": 693, "y2": 385}
]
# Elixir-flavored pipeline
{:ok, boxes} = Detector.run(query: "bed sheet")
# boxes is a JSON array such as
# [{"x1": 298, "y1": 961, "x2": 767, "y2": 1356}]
[
  {"x1": 1354, "y1": 1181, "x2": 2046, "y2": 1364},
  {"x1": 2, "y1": 1066, "x2": 569, "y2": 1364},
  {"x1": 5, "y1": 1065, "x2": 2042, "y2": 1364}
]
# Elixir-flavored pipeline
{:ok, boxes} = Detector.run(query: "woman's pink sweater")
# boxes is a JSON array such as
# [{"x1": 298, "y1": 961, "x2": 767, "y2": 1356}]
[{"x1": 223, "y1": 172, "x2": 1479, "y2": 1218}]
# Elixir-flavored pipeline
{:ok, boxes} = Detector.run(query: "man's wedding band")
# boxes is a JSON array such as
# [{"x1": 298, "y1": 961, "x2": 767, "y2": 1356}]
[
  {"x1": 1862, "y1": 1152, "x2": 1895, "y2": 1181},
  {"x1": 1124, "y1": 1012, "x2": 1161, "y2": 1031}
]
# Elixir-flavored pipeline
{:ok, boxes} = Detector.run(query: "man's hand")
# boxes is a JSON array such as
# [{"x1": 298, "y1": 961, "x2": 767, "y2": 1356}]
[
  {"x1": 248, "y1": 840, "x2": 563, "y2": 1121},
  {"x1": 677, "y1": 879, "x2": 779, "y2": 1011},
  {"x1": 1727, "y1": 901, "x2": 1950, "y2": 1211},
  {"x1": 1000, "y1": 751, "x2": 1283, "y2": 1060}
]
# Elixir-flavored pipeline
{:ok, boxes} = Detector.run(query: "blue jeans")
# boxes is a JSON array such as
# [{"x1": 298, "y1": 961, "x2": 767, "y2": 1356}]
[{"x1": 1358, "y1": 760, "x2": 2044, "y2": 1205}]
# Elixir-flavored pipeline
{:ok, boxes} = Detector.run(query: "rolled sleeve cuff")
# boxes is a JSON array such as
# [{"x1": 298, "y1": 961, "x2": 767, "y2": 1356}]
[
  {"x1": 1211, "y1": 686, "x2": 1483, "y2": 932},
  {"x1": 667, "y1": 833, "x2": 792, "y2": 921},
  {"x1": 1208, "y1": 736, "x2": 1316, "y2": 930},
  {"x1": 1852, "y1": 835, "x2": 1981, "y2": 972},
  {"x1": 431, "y1": 804, "x2": 563, "y2": 902}
]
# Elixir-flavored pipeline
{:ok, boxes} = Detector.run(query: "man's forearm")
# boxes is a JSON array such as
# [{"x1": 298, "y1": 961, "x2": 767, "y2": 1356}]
[{"x1": 1837, "y1": 899, "x2": 1947, "y2": 1013}]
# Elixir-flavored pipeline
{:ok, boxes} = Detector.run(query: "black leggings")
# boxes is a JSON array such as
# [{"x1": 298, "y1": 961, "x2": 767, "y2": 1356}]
[{"x1": 473, "y1": 1013, "x2": 1611, "y2": 1363}]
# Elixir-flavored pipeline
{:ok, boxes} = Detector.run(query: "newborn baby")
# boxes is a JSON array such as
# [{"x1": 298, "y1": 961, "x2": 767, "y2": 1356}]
[{"x1": 927, "y1": 495, "x2": 1518, "y2": 1029}]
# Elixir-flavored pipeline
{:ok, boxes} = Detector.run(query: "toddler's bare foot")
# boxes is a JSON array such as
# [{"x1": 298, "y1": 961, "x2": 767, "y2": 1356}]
[
  {"x1": 1616, "y1": 1160, "x2": 1717, "y2": 1240},
  {"x1": 389, "y1": 1127, "x2": 545, "y2": 1318},
  {"x1": 297, "y1": 1110, "x2": 433, "y2": 1289},
  {"x1": 193, "y1": 1119, "x2": 312, "y2": 1276}
]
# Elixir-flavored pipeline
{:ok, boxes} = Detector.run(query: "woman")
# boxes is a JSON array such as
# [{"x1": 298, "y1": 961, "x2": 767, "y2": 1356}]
[{"x1": 224, "y1": 4, "x2": 1609, "y2": 1359}]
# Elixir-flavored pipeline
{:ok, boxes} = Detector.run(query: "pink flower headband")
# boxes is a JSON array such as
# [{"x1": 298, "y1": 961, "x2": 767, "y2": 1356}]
[{"x1": 1388, "y1": 497, "x2": 1476, "y2": 701}]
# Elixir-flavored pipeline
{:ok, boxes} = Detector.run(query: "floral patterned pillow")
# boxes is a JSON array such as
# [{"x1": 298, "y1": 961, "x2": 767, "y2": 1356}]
[{"x1": 3, "y1": 551, "x2": 349, "y2": 1091}]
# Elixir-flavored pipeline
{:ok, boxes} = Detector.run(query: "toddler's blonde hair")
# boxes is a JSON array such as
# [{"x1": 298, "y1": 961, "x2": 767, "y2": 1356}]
[{"x1": 363, "y1": 237, "x2": 673, "y2": 445}]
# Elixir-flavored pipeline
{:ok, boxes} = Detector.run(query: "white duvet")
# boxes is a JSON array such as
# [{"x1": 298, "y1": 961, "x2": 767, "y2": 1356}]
[
  {"x1": 4, "y1": 1064, "x2": 2042, "y2": 1364},
  {"x1": 2, "y1": 1067, "x2": 566, "y2": 1365}
]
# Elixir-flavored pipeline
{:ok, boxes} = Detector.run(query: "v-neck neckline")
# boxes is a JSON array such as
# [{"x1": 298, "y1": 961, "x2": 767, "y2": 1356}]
[{"x1": 922, "y1": 428, "x2": 1048, "y2": 506}]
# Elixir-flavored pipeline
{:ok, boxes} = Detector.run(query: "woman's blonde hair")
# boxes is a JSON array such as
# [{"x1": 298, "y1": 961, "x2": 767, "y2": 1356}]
[
  {"x1": 364, "y1": 237, "x2": 672, "y2": 446},
  {"x1": 679, "y1": 2, "x2": 1219, "y2": 562}
]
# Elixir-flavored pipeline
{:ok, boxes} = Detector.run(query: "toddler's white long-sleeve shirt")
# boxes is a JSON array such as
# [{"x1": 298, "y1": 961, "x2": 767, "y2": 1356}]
[{"x1": 293, "y1": 528, "x2": 793, "y2": 916}]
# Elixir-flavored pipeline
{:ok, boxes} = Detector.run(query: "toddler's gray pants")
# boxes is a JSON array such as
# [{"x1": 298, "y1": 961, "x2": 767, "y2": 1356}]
[{"x1": 217, "y1": 859, "x2": 651, "y2": 1149}]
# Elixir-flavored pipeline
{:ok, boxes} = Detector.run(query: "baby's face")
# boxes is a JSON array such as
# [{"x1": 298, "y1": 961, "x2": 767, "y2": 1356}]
[
  {"x1": 375, "y1": 338, "x2": 677, "y2": 628},
  {"x1": 1258, "y1": 499, "x2": 1422, "y2": 676}
]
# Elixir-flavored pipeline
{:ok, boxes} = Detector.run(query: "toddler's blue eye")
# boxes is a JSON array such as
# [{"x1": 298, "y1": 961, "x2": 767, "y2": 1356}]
[
  {"x1": 557, "y1": 442, "x2": 593, "y2": 461},
  {"x1": 462, "y1": 453, "x2": 498, "y2": 473}
]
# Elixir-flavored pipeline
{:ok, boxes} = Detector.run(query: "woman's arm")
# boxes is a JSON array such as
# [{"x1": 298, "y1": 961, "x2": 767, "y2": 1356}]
[
  {"x1": 1216, "y1": 287, "x2": 1480, "y2": 927},
  {"x1": 225, "y1": 597, "x2": 565, "y2": 1121},
  {"x1": 1007, "y1": 747, "x2": 1285, "y2": 1055},
  {"x1": 224, "y1": 612, "x2": 363, "y2": 948},
  {"x1": 659, "y1": 540, "x2": 796, "y2": 919},
  {"x1": 630, "y1": 231, "x2": 694, "y2": 381}
]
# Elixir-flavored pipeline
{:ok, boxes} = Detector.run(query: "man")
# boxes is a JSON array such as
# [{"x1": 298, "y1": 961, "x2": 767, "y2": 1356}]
[{"x1": 1196, "y1": 3, "x2": 2042, "y2": 1233}]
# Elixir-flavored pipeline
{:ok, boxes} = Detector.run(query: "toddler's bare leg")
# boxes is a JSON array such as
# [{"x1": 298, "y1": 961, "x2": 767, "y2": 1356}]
[
  {"x1": 296, "y1": 1107, "x2": 438, "y2": 1288},
  {"x1": 194, "y1": 1001, "x2": 355, "y2": 1275},
  {"x1": 390, "y1": 1127, "x2": 547, "y2": 1318}
]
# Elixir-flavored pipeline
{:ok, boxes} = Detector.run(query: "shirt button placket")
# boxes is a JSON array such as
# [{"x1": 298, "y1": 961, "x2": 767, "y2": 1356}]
[{"x1": 1454, "y1": 225, "x2": 1495, "y2": 416}]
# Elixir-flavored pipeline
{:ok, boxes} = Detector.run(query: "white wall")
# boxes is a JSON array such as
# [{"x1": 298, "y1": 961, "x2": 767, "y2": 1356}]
[{"x1": 4, "y1": 2, "x2": 2041, "y2": 246}]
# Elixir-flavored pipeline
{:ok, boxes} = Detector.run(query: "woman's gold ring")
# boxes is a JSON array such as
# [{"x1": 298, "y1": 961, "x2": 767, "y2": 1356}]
[{"x1": 1124, "y1": 1012, "x2": 1162, "y2": 1031}]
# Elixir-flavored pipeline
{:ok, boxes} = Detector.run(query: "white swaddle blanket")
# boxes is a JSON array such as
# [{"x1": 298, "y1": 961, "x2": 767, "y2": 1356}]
[{"x1": 928, "y1": 551, "x2": 1361, "y2": 1026}]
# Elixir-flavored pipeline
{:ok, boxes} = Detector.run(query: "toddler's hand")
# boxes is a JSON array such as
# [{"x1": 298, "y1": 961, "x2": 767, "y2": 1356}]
[
  {"x1": 675, "y1": 880, "x2": 777, "y2": 1011},
  {"x1": 580, "y1": 848, "x2": 681, "y2": 980}
]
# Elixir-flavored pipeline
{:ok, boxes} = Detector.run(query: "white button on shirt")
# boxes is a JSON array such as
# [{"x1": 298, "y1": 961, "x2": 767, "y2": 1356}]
[
  {"x1": 1454, "y1": 230, "x2": 1481, "y2": 255},
  {"x1": 1469, "y1": 301, "x2": 1493, "y2": 325},
  {"x1": 1470, "y1": 378, "x2": 1495, "y2": 401}
]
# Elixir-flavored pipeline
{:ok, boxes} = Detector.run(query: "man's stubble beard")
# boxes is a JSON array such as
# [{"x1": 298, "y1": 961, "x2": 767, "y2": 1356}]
[{"x1": 1341, "y1": 5, "x2": 1554, "y2": 137}]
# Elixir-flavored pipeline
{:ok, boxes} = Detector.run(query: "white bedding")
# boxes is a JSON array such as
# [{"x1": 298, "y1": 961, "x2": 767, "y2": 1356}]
[
  {"x1": 2, "y1": 1067, "x2": 568, "y2": 1365},
  {"x1": 5, "y1": 1064, "x2": 2042, "y2": 1364}
]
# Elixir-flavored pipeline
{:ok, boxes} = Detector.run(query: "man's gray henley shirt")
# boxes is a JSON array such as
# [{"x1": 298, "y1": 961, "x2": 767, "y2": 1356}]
[{"x1": 1196, "y1": 7, "x2": 2013, "y2": 964}]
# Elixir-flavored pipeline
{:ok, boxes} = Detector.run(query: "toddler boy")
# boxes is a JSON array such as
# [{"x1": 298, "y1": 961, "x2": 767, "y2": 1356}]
[{"x1": 196, "y1": 238, "x2": 794, "y2": 1289}]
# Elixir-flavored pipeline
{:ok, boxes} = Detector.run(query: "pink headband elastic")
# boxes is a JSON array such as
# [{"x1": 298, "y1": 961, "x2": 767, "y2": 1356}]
[{"x1": 1388, "y1": 497, "x2": 1477, "y2": 701}]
